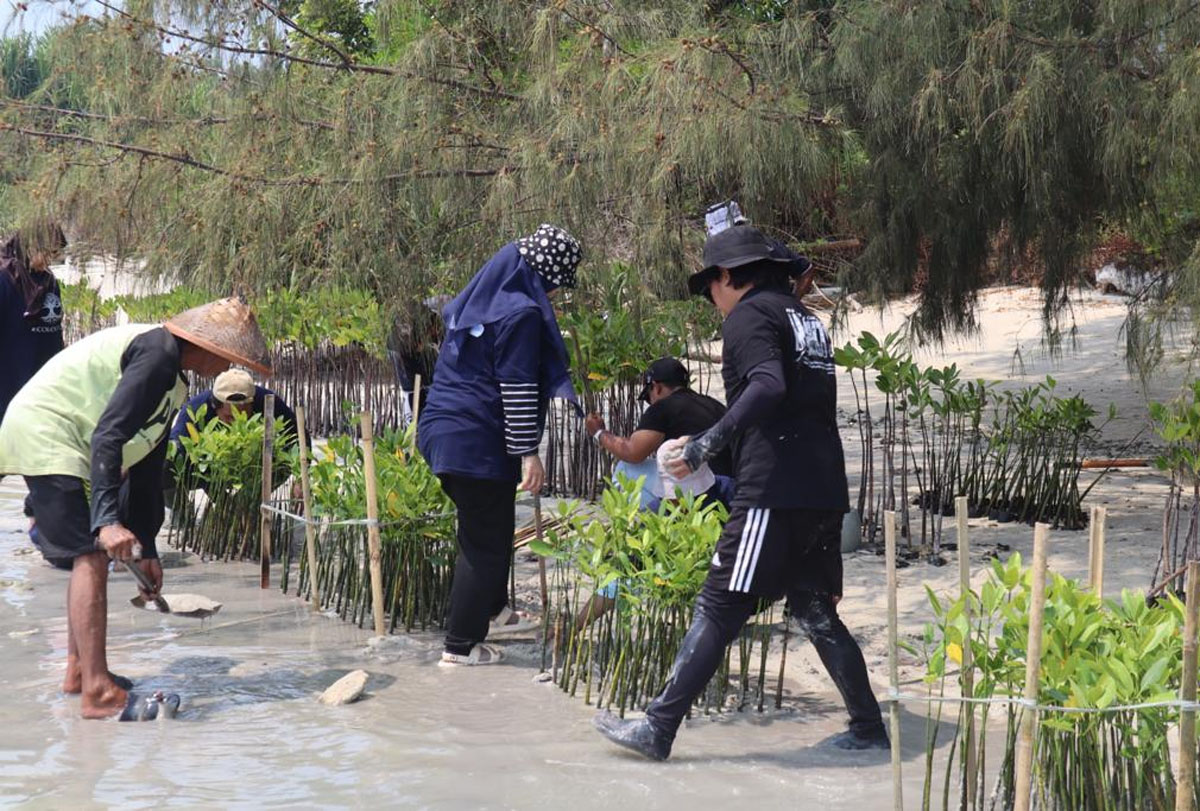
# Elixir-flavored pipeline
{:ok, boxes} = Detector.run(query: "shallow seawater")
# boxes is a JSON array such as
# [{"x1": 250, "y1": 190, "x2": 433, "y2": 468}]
[{"x1": 0, "y1": 479, "x2": 944, "y2": 809}]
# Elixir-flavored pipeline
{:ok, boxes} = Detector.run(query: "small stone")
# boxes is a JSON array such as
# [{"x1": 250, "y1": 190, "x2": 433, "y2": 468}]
[
  {"x1": 163, "y1": 594, "x2": 222, "y2": 619},
  {"x1": 319, "y1": 669, "x2": 369, "y2": 705},
  {"x1": 531, "y1": 671, "x2": 554, "y2": 684}
]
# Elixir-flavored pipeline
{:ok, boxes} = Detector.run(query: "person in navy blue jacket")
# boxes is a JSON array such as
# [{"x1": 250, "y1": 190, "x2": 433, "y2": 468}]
[
  {"x1": 418, "y1": 223, "x2": 583, "y2": 666},
  {"x1": 0, "y1": 222, "x2": 66, "y2": 428}
]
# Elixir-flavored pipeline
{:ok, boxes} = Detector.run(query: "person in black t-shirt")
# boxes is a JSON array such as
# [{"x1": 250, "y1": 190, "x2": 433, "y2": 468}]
[
  {"x1": 585, "y1": 357, "x2": 733, "y2": 510},
  {"x1": 593, "y1": 224, "x2": 888, "y2": 760}
]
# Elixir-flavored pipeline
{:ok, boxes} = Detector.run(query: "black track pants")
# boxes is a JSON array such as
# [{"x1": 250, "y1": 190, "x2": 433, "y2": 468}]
[
  {"x1": 645, "y1": 584, "x2": 884, "y2": 739},
  {"x1": 439, "y1": 474, "x2": 515, "y2": 655}
]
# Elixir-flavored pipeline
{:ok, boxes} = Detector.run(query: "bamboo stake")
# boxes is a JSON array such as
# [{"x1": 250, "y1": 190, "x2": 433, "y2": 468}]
[
  {"x1": 259, "y1": 394, "x2": 276, "y2": 589},
  {"x1": 534, "y1": 493, "x2": 549, "y2": 612},
  {"x1": 360, "y1": 411, "x2": 387, "y2": 637},
  {"x1": 295, "y1": 406, "x2": 321, "y2": 610},
  {"x1": 885, "y1": 509, "x2": 903, "y2": 811},
  {"x1": 956, "y1": 496, "x2": 977, "y2": 808},
  {"x1": 412, "y1": 373, "x2": 422, "y2": 424},
  {"x1": 1177, "y1": 560, "x2": 1200, "y2": 811},
  {"x1": 1089, "y1": 505, "x2": 1107, "y2": 595},
  {"x1": 1014, "y1": 522, "x2": 1050, "y2": 811}
]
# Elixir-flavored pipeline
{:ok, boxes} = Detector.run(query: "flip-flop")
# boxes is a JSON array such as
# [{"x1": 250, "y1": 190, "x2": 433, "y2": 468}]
[
  {"x1": 118, "y1": 690, "x2": 181, "y2": 722},
  {"x1": 487, "y1": 606, "x2": 541, "y2": 638},
  {"x1": 438, "y1": 643, "x2": 504, "y2": 667}
]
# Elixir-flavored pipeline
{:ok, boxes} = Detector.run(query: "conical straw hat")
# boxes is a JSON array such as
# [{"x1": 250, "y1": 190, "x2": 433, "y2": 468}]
[{"x1": 164, "y1": 297, "x2": 272, "y2": 376}]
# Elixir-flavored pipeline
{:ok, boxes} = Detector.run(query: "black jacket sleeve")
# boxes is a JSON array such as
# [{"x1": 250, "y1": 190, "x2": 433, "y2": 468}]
[
  {"x1": 90, "y1": 328, "x2": 183, "y2": 540},
  {"x1": 682, "y1": 359, "x2": 786, "y2": 471}
]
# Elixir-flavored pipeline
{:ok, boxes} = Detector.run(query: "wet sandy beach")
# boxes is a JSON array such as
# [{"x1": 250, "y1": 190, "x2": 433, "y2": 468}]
[{"x1": 0, "y1": 474, "x2": 945, "y2": 809}]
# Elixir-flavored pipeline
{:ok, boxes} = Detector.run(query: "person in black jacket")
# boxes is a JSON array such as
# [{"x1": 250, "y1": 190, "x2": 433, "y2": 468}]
[
  {"x1": 0, "y1": 221, "x2": 66, "y2": 427},
  {"x1": 593, "y1": 224, "x2": 888, "y2": 759}
]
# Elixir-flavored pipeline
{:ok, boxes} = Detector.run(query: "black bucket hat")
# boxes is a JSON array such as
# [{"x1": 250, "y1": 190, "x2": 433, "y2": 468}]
[
  {"x1": 639, "y1": 357, "x2": 690, "y2": 402},
  {"x1": 687, "y1": 225, "x2": 793, "y2": 296}
]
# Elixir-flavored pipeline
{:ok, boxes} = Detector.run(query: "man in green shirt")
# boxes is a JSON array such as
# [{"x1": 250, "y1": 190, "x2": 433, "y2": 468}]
[{"x1": 0, "y1": 298, "x2": 271, "y2": 720}]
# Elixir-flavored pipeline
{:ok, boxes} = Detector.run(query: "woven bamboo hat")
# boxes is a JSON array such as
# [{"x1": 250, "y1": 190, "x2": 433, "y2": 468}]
[{"x1": 164, "y1": 297, "x2": 272, "y2": 376}]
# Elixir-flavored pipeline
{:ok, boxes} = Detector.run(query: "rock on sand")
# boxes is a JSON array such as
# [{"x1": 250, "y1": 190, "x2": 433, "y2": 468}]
[{"x1": 319, "y1": 669, "x2": 369, "y2": 705}]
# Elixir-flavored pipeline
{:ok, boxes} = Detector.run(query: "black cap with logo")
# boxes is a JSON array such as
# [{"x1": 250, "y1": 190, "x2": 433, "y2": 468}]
[{"x1": 639, "y1": 357, "x2": 690, "y2": 403}]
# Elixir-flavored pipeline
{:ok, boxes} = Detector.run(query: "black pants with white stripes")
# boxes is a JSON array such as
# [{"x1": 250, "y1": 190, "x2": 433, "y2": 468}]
[
  {"x1": 645, "y1": 547, "x2": 884, "y2": 739},
  {"x1": 439, "y1": 474, "x2": 516, "y2": 656}
]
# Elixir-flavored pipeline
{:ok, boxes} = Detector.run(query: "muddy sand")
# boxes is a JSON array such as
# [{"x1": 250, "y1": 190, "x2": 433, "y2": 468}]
[{"x1": 0, "y1": 285, "x2": 1190, "y2": 808}]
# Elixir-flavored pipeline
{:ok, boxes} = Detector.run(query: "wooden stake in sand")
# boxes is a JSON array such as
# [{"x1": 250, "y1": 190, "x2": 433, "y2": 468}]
[
  {"x1": 295, "y1": 407, "x2": 321, "y2": 610},
  {"x1": 534, "y1": 493, "x2": 549, "y2": 612},
  {"x1": 1177, "y1": 560, "x2": 1200, "y2": 811},
  {"x1": 259, "y1": 394, "x2": 276, "y2": 590},
  {"x1": 1088, "y1": 505, "x2": 1107, "y2": 595},
  {"x1": 360, "y1": 412, "x2": 387, "y2": 637},
  {"x1": 1013, "y1": 522, "x2": 1050, "y2": 811},
  {"x1": 955, "y1": 496, "x2": 977, "y2": 808},
  {"x1": 885, "y1": 509, "x2": 903, "y2": 811}
]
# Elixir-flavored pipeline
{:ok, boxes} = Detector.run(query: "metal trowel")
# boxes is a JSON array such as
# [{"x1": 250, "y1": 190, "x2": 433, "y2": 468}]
[{"x1": 122, "y1": 561, "x2": 172, "y2": 613}]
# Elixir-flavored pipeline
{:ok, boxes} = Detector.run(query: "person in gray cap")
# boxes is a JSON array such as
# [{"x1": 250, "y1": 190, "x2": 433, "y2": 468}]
[{"x1": 593, "y1": 224, "x2": 887, "y2": 759}]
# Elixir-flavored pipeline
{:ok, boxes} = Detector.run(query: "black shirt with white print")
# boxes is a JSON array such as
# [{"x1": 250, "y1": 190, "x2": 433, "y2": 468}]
[{"x1": 719, "y1": 287, "x2": 848, "y2": 511}]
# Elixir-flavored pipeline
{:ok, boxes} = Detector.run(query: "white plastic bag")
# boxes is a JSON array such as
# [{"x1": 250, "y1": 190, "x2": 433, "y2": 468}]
[{"x1": 656, "y1": 437, "x2": 715, "y2": 499}]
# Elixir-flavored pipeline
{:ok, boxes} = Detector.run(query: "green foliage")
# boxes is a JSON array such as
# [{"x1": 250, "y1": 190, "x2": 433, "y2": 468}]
[
  {"x1": 837, "y1": 330, "x2": 1106, "y2": 543},
  {"x1": 0, "y1": 2, "x2": 849, "y2": 327},
  {"x1": 922, "y1": 556, "x2": 1190, "y2": 808},
  {"x1": 168, "y1": 405, "x2": 296, "y2": 560},
  {"x1": 307, "y1": 423, "x2": 450, "y2": 523},
  {"x1": 285, "y1": 0, "x2": 376, "y2": 59},
  {"x1": 303, "y1": 423, "x2": 455, "y2": 631},
  {"x1": 828, "y1": 0, "x2": 1200, "y2": 340},
  {"x1": 1148, "y1": 380, "x2": 1200, "y2": 593},
  {"x1": 539, "y1": 479, "x2": 782, "y2": 714}
]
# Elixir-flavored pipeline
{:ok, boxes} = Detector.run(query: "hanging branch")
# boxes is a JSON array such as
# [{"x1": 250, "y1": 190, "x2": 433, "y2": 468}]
[
  {"x1": 0, "y1": 97, "x2": 336, "y2": 132},
  {"x1": 90, "y1": 0, "x2": 520, "y2": 102},
  {"x1": 0, "y1": 121, "x2": 513, "y2": 185}
]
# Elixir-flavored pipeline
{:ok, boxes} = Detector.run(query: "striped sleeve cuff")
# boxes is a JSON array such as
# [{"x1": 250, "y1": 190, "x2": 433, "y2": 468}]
[{"x1": 500, "y1": 382, "x2": 541, "y2": 456}]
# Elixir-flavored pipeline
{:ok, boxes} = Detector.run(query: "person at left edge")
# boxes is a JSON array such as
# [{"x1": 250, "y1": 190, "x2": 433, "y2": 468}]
[
  {"x1": 418, "y1": 223, "x2": 583, "y2": 666},
  {"x1": 0, "y1": 220, "x2": 66, "y2": 427},
  {"x1": 0, "y1": 297, "x2": 271, "y2": 721},
  {"x1": 1, "y1": 222, "x2": 68, "y2": 559}
]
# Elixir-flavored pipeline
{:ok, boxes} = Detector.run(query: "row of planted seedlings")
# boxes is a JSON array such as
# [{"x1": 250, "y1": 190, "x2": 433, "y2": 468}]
[
  {"x1": 836, "y1": 331, "x2": 1108, "y2": 554},
  {"x1": 167, "y1": 405, "x2": 298, "y2": 561},
  {"x1": 1149, "y1": 378, "x2": 1200, "y2": 598},
  {"x1": 167, "y1": 399, "x2": 457, "y2": 633},
  {"x1": 916, "y1": 550, "x2": 1198, "y2": 810},
  {"x1": 544, "y1": 296, "x2": 721, "y2": 499},
  {"x1": 532, "y1": 478, "x2": 784, "y2": 716},
  {"x1": 288, "y1": 423, "x2": 456, "y2": 632}
]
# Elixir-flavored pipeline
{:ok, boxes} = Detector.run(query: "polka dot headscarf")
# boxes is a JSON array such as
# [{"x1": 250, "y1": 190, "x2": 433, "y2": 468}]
[{"x1": 515, "y1": 223, "x2": 582, "y2": 289}]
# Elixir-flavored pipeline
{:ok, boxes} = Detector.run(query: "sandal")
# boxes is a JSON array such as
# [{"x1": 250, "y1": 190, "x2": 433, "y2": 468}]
[
  {"x1": 118, "y1": 690, "x2": 181, "y2": 721},
  {"x1": 487, "y1": 606, "x2": 541, "y2": 638},
  {"x1": 439, "y1": 643, "x2": 505, "y2": 667}
]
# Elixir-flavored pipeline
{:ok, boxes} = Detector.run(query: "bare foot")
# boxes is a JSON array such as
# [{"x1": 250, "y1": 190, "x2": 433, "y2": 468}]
[
  {"x1": 62, "y1": 669, "x2": 131, "y2": 694},
  {"x1": 81, "y1": 683, "x2": 128, "y2": 720}
]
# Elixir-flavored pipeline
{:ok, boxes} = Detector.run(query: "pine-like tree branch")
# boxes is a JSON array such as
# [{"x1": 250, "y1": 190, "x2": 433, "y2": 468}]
[
  {"x1": 90, "y1": 0, "x2": 520, "y2": 102},
  {"x1": 0, "y1": 122, "x2": 511, "y2": 185}
]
